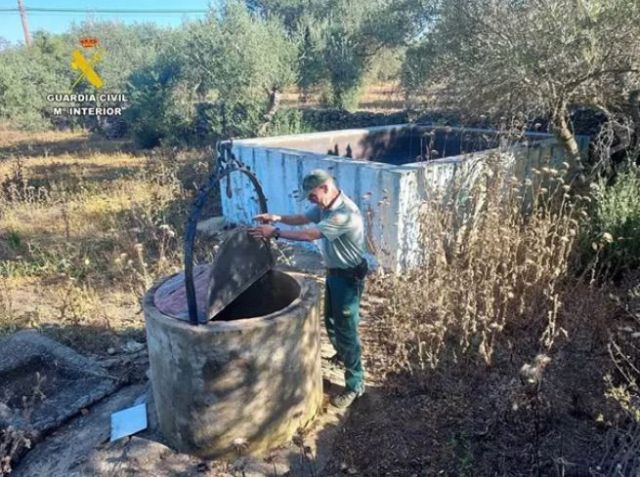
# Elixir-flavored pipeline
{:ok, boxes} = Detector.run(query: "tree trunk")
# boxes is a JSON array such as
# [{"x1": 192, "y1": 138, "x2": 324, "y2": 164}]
[
  {"x1": 550, "y1": 100, "x2": 581, "y2": 167},
  {"x1": 629, "y1": 90, "x2": 640, "y2": 162},
  {"x1": 257, "y1": 87, "x2": 281, "y2": 136}
]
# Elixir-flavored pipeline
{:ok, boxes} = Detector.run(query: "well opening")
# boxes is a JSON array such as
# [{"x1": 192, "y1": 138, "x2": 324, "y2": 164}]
[{"x1": 214, "y1": 269, "x2": 301, "y2": 321}]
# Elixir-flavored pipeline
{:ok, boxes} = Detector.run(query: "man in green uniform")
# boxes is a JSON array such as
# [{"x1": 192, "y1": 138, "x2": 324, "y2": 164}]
[{"x1": 249, "y1": 169, "x2": 368, "y2": 408}]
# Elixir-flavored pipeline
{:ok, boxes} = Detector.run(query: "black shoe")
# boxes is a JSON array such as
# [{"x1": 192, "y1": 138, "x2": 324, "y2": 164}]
[
  {"x1": 331, "y1": 387, "x2": 365, "y2": 408},
  {"x1": 323, "y1": 353, "x2": 342, "y2": 366}
]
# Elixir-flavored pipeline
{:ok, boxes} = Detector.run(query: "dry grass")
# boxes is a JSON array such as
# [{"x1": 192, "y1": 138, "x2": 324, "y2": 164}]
[
  {"x1": 372, "y1": 152, "x2": 583, "y2": 371},
  {"x1": 2, "y1": 128, "x2": 639, "y2": 475},
  {"x1": 0, "y1": 126, "x2": 85, "y2": 148},
  {"x1": 0, "y1": 129, "x2": 210, "y2": 353},
  {"x1": 334, "y1": 150, "x2": 640, "y2": 474},
  {"x1": 0, "y1": 427, "x2": 31, "y2": 477}
]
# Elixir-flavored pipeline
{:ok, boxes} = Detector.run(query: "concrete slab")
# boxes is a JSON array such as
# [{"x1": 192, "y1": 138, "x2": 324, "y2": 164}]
[
  {"x1": 11, "y1": 362, "x2": 352, "y2": 476},
  {"x1": 11, "y1": 384, "x2": 149, "y2": 477},
  {"x1": 0, "y1": 331, "x2": 122, "y2": 438}
]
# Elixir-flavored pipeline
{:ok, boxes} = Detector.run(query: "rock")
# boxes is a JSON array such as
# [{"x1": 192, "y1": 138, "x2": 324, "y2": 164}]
[
  {"x1": 119, "y1": 436, "x2": 173, "y2": 465},
  {"x1": 122, "y1": 340, "x2": 145, "y2": 353},
  {"x1": 231, "y1": 456, "x2": 290, "y2": 477},
  {"x1": 107, "y1": 347, "x2": 116, "y2": 355}
]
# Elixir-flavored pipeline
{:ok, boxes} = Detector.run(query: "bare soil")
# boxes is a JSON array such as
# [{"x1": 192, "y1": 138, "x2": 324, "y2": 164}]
[{"x1": 323, "y1": 284, "x2": 638, "y2": 476}]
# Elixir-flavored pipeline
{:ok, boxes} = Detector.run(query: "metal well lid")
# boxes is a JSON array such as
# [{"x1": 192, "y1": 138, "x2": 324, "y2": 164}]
[{"x1": 206, "y1": 228, "x2": 274, "y2": 320}]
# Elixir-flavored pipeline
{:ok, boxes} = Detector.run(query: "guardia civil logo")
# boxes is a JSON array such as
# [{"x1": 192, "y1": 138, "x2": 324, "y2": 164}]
[
  {"x1": 46, "y1": 36, "x2": 127, "y2": 117},
  {"x1": 70, "y1": 37, "x2": 104, "y2": 90}
]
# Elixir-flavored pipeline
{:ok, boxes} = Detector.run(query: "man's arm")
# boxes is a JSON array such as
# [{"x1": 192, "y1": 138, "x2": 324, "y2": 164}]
[
  {"x1": 278, "y1": 214, "x2": 312, "y2": 226},
  {"x1": 254, "y1": 213, "x2": 311, "y2": 226},
  {"x1": 248, "y1": 224, "x2": 321, "y2": 242},
  {"x1": 278, "y1": 228, "x2": 322, "y2": 242}
]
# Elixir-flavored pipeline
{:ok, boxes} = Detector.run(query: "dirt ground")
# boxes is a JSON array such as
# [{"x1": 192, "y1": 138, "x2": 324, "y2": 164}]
[
  {"x1": 10, "y1": 271, "x2": 636, "y2": 477},
  {"x1": 322, "y1": 279, "x2": 640, "y2": 476},
  {"x1": 5, "y1": 257, "x2": 375, "y2": 477},
  {"x1": 3, "y1": 241, "x2": 640, "y2": 477}
]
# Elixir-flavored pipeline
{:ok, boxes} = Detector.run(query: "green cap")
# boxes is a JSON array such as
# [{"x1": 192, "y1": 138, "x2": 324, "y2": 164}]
[{"x1": 298, "y1": 169, "x2": 332, "y2": 200}]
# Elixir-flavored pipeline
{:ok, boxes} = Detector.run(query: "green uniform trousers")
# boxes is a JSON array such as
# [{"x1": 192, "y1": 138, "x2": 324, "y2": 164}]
[{"x1": 324, "y1": 274, "x2": 365, "y2": 393}]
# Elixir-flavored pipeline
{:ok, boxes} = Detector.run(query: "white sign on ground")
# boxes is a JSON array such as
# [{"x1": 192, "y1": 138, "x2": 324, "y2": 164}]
[{"x1": 110, "y1": 403, "x2": 148, "y2": 442}]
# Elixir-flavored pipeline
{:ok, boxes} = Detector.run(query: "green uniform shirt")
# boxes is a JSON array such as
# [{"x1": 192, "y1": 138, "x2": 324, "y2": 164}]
[{"x1": 304, "y1": 191, "x2": 366, "y2": 269}]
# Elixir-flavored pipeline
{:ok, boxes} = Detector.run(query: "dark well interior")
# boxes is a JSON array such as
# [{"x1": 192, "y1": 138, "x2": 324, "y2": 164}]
[
  {"x1": 213, "y1": 269, "x2": 301, "y2": 321},
  {"x1": 257, "y1": 125, "x2": 543, "y2": 166}
]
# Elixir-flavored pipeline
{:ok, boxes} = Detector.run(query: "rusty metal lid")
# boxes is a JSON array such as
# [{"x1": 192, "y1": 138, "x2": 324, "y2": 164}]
[
  {"x1": 153, "y1": 264, "x2": 211, "y2": 323},
  {"x1": 207, "y1": 228, "x2": 274, "y2": 320}
]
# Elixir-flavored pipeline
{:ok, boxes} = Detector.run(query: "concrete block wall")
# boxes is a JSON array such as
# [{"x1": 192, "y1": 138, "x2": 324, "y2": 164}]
[{"x1": 220, "y1": 125, "x2": 589, "y2": 271}]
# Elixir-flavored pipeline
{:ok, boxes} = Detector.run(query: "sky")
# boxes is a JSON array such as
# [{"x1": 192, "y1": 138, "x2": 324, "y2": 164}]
[{"x1": 0, "y1": 0, "x2": 215, "y2": 45}]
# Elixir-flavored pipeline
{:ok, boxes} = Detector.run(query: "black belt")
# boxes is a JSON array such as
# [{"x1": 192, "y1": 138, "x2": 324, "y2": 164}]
[{"x1": 326, "y1": 259, "x2": 368, "y2": 280}]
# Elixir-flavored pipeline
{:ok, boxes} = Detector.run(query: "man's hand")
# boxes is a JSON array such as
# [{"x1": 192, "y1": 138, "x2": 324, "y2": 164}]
[
  {"x1": 248, "y1": 224, "x2": 276, "y2": 239},
  {"x1": 253, "y1": 213, "x2": 281, "y2": 224}
]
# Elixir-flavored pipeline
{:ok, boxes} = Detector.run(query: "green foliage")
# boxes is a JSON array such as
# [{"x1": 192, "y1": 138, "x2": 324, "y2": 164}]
[
  {"x1": 154, "y1": 1, "x2": 298, "y2": 143},
  {"x1": 0, "y1": 0, "x2": 433, "y2": 134},
  {"x1": 294, "y1": 18, "x2": 328, "y2": 99},
  {"x1": 69, "y1": 22, "x2": 170, "y2": 93},
  {"x1": 267, "y1": 107, "x2": 312, "y2": 136},
  {"x1": 124, "y1": 59, "x2": 194, "y2": 148},
  {"x1": 400, "y1": 40, "x2": 434, "y2": 99},
  {"x1": 0, "y1": 32, "x2": 74, "y2": 129},
  {"x1": 401, "y1": 0, "x2": 640, "y2": 159},
  {"x1": 582, "y1": 165, "x2": 640, "y2": 277},
  {"x1": 194, "y1": 100, "x2": 266, "y2": 140},
  {"x1": 252, "y1": 0, "x2": 432, "y2": 110},
  {"x1": 366, "y1": 47, "x2": 405, "y2": 83},
  {"x1": 0, "y1": 24, "x2": 169, "y2": 131},
  {"x1": 322, "y1": 28, "x2": 365, "y2": 110}
]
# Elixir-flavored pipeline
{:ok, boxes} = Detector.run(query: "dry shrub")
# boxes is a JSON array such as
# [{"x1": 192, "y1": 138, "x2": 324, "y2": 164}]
[
  {"x1": 372, "y1": 152, "x2": 585, "y2": 372},
  {"x1": 0, "y1": 427, "x2": 31, "y2": 477},
  {"x1": 0, "y1": 371, "x2": 47, "y2": 476},
  {"x1": 596, "y1": 273, "x2": 640, "y2": 475}
]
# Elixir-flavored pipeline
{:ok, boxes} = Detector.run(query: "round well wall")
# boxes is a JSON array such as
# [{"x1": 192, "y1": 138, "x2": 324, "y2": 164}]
[{"x1": 143, "y1": 269, "x2": 322, "y2": 458}]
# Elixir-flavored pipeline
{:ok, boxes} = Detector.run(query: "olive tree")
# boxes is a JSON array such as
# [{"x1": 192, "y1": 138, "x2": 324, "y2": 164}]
[
  {"x1": 250, "y1": 0, "x2": 434, "y2": 110},
  {"x1": 0, "y1": 32, "x2": 73, "y2": 129},
  {"x1": 124, "y1": 1, "x2": 298, "y2": 146},
  {"x1": 402, "y1": 0, "x2": 640, "y2": 162},
  {"x1": 176, "y1": 1, "x2": 298, "y2": 135}
]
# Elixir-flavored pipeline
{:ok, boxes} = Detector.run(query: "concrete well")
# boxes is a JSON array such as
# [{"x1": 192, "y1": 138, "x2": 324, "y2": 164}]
[{"x1": 143, "y1": 268, "x2": 322, "y2": 458}]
